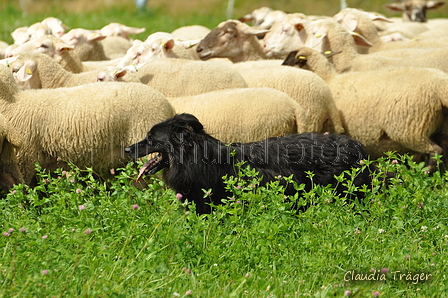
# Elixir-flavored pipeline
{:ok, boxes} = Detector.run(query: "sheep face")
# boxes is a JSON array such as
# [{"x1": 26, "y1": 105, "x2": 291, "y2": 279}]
[
  {"x1": 41, "y1": 17, "x2": 66, "y2": 38},
  {"x1": 196, "y1": 21, "x2": 242, "y2": 60},
  {"x1": 8, "y1": 35, "x2": 74, "y2": 58},
  {"x1": 9, "y1": 58, "x2": 41, "y2": 90},
  {"x1": 117, "y1": 42, "x2": 149, "y2": 67},
  {"x1": 61, "y1": 29, "x2": 106, "y2": 47},
  {"x1": 100, "y1": 23, "x2": 146, "y2": 40},
  {"x1": 196, "y1": 20, "x2": 268, "y2": 61},
  {"x1": 263, "y1": 19, "x2": 308, "y2": 58},
  {"x1": 386, "y1": 0, "x2": 445, "y2": 22}
]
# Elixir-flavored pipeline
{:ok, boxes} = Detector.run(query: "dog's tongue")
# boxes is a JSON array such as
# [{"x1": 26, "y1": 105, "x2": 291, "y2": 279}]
[
  {"x1": 136, "y1": 154, "x2": 160, "y2": 182},
  {"x1": 136, "y1": 160, "x2": 153, "y2": 182}
]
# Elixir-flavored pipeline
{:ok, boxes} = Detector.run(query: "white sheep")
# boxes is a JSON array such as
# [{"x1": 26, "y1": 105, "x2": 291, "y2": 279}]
[
  {"x1": 117, "y1": 33, "x2": 198, "y2": 67},
  {"x1": 41, "y1": 17, "x2": 66, "y2": 38},
  {"x1": 9, "y1": 52, "x2": 127, "y2": 89},
  {"x1": 386, "y1": 0, "x2": 445, "y2": 22},
  {"x1": 99, "y1": 22, "x2": 146, "y2": 40},
  {"x1": 303, "y1": 18, "x2": 448, "y2": 73},
  {"x1": 230, "y1": 61, "x2": 344, "y2": 134},
  {"x1": 26, "y1": 22, "x2": 52, "y2": 40},
  {"x1": 334, "y1": 8, "x2": 446, "y2": 54},
  {"x1": 263, "y1": 17, "x2": 373, "y2": 59},
  {"x1": 239, "y1": 6, "x2": 290, "y2": 29},
  {"x1": 171, "y1": 25, "x2": 211, "y2": 40},
  {"x1": 60, "y1": 28, "x2": 109, "y2": 61},
  {"x1": 9, "y1": 35, "x2": 84, "y2": 73},
  {"x1": 0, "y1": 112, "x2": 24, "y2": 193},
  {"x1": 0, "y1": 64, "x2": 175, "y2": 184},
  {"x1": 196, "y1": 20, "x2": 271, "y2": 63},
  {"x1": 263, "y1": 15, "x2": 314, "y2": 58},
  {"x1": 283, "y1": 47, "x2": 448, "y2": 172},
  {"x1": 240, "y1": 6, "x2": 273, "y2": 24},
  {"x1": 11, "y1": 27, "x2": 30, "y2": 45},
  {"x1": 109, "y1": 59, "x2": 248, "y2": 97},
  {"x1": 167, "y1": 87, "x2": 307, "y2": 143}
]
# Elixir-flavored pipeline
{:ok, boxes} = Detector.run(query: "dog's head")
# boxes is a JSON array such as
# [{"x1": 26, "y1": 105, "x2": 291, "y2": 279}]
[{"x1": 124, "y1": 113, "x2": 204, "y2": 181}]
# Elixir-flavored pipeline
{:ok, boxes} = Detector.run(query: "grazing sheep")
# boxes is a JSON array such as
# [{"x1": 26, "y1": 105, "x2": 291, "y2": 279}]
[
  {"x1": 386, "y1": 0, "x2": 445, "y2": 22},
  {"x1": 60, "y1": 28, "x2": 109, "y2": 61},
  {"x1": 196, "y1": 20, "x2": 271, "y2": 63},
  {"x1": 262, "y1": 17, "x2": 373, "y2": 59},
  {"x1": 334, "y1": 8, "x2": 447, "y2": 54},
  {"x1": 167, "y1": 87, "x2": 307, "y2": 143},
  {"x1": 283, "y1": 47, "x2": 448, "y2": 172},
  {"x1": 263, "y1": 14, "x2": 312, "y2": 59},
  {"x1": 231, "y1": 61, "x2": 344, "y2": 134},
  {"x1": 100, "y1": 22, "x2": 146, "y2": 40},
  {"x1": 117, "y1": 33, "x2": 199, "y2": 67},
  {"x1": 27, "y1": 22, "x2": 52, "y2": 40},
  {"x1": 9, "y1": 35, "x2": 84, "y2": 73},
  {"x1": 0, "y1": 112, "x2": 24, "y2": 193},
  {"x1": 171, "y1": 25, "x2": 211, "y2": 40},
  {"x1": 239, "y1": 6, "x2": 274, "y2": 25},
  {"x1": 11, "y1": 27, "x2": 30, "y2": 45},
  {"x1": 41, "y1": 17, "x2": 66, "y2": 38},
  {"x1": 304, "y1": 18, "x2": 448, "y2": 73},
  {"x1": 239, "y1": 6, "x2": 299, "y2": 30},
  {"x1": 0, "y1": 64, "x2": 175, "y2": 184},
  {"x1": 9, "y1": 52, "x2": 124, "y2": 89},
  {"x1": 115, "y1": 59, "x2": 249, "y2": 97}
]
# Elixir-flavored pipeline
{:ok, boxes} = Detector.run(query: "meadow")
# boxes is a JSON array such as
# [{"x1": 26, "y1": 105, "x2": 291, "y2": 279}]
[{"x1": 0, "y1": 1, "x2": 448, "y2": 297}]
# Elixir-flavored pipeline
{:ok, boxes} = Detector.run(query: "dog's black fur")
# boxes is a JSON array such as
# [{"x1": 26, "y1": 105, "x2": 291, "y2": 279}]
[{"x1": 125, "y1": 113, "x2": 376, "y2": 214}]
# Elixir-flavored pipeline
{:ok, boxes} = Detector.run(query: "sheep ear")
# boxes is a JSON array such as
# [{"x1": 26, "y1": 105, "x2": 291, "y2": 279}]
[
  {"x1": 88, "y1": 32, "x2": 107, "y2": 42},
  {"x1": 427, "y1": 1, "x2": 445, "y2": 9},
  {"x1": 239, "y1": 14, "x2": 254, "y2": 23},
  {"x1": 15, "y1": 61, "x2": 36, "y2": 82},
  {"x1": 177, "y1": 39, "x2": 201, "y2": 49},
  {"x1": 113, "y1": 68, "x2": 127, "y2": 78},
  {"x1": 55, "y1": 41, "x2": 74, "y2": 53},
  {"x1": 293, "y1": 22, "x2": 306, "y2": 32},
  {"x1": 124, "y1": 26, "x2": 146, "y2": 35},
  {"x1": 322, "y1": 50, "x2": 342, "y2": 58},
  {"x1": 0, "y1": 56, "x2": 19, "y2": 67},
  {"x1": 282, "y1": 51, "x2": 299, "y2": 66},
  {"x1": 385, "y1": 3, "x2": 405, "y2": 12},
  {"x1": 162, "y1": 39, "x2": 175, "y2": 51},
  {"x1": 337, "y1": 14, "x2": 358, "y2": 32},
  {"x1": 242, "y1": 26, "x2": 270, "y2": 36},
  {"x1": 350, "y1": 31, "x2": 373, "y2": 47},
  {"x1": 367, "y1": 12, "x2": 394, "y2": 23}
]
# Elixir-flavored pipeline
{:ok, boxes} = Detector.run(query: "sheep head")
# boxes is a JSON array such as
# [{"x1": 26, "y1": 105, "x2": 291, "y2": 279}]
[
  {"x1": 196, "y1": 20, "x2": 268, "y2": 62},
  {"x1": 386, "y1": 0, "x2": 445, "y2": 22}
]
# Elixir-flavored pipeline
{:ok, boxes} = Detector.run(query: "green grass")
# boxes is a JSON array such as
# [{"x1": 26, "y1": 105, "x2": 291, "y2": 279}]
[
  {"x1": 1, "y1": 154, "x2": 447, "y2": 297},
  {"x1": 0, "y1": 3, "x2": 447, "y2": 296}
]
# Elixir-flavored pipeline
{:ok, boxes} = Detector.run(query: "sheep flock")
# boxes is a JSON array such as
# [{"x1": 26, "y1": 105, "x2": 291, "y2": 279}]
[{"x1": 1, "y1": 0, "x2": 448, "y2": 193}]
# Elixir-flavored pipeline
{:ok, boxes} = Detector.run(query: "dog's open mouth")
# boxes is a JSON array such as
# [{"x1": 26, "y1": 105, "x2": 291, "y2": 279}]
[{"x1": 136, "y1": 152, "x2": 163, "y2": 182}]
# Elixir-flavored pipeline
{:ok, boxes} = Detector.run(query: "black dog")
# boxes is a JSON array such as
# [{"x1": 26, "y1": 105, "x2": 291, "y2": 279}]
[{"x1": 125, "y1": 113, "x2": 375, "y2": 214}]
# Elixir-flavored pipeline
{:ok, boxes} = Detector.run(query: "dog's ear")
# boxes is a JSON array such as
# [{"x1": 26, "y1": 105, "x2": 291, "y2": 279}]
[{"x1": 175, "y1": 113, "x2": 204, "y2": 133}]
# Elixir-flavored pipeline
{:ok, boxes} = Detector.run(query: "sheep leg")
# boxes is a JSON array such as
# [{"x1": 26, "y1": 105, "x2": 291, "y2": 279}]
[
  {"x1": 392, "y1": 134, "x2": 442, "y2": 173},
  {"x1": 411, "y1": 140, "x2": 443, "y2": 174}
]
